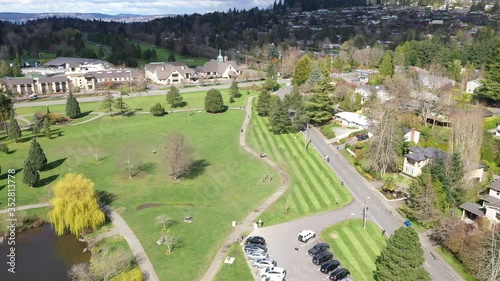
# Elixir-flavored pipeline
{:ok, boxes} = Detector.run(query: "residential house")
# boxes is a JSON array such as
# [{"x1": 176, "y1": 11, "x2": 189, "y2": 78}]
[
  {"x1": 496, "y1": 124, "x2": 500, "y2": 137},
  {"x1": 466, "y1": 79, "x2": 482, "y2": 94},
  {"x1": 403, "y1": 127, "x2": 420, "y2": 144},
  {"x1": 460, "y1": 178, "x2": 500, "y2": 224},
  {"x1": 334, "y1": 112, "x2": 371, "y2": 129},
  {"x1": 354, "y1": 85, "x2": 390, "y2": 104},
  {"x1": 145, "y1": 62, "x2": 195, "y2": 85},
  {"x1": 403, "y1": 146, "x2": 485, "y2": 181},
  {"x1": 200, "y1": 50, "x2": 241, "y2": 79}
]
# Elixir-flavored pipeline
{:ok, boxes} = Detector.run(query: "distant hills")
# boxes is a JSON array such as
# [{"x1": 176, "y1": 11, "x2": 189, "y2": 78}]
[{"x1": 0, "y1": 12, "x2": 172, "y2": 23}]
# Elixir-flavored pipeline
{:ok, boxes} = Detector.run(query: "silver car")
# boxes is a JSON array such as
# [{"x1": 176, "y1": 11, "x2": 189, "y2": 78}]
[
  {"x1": 246, "y1": 251, "x2": 269, "y2": 260},
  {"x1": 253, "y1": 258, "x2": 277, "y2": 268}
]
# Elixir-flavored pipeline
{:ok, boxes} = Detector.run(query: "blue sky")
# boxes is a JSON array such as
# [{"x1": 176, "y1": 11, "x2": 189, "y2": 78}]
[{"x1": 0, "y1": 0, "x2": 275, "y2": 15}]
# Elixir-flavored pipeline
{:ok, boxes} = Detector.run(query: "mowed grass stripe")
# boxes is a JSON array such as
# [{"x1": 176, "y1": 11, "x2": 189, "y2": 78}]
[
  {"x1": 337, "y1": 228, "x2": 373, "y2": 278},
  {"x1": 342, "y1": 228, "x2": 379, "y2": 271},
  {"x1": 347, "y1": 226, "x2": 384, "y2": 261},
  {"x1": 331, "y1": 232, "x2": 369, "y2": 281},
  {"x1": 254, "y1": 116, "x2": 287, "y2": 164},
  {"x1": 307, "y1": 151, "x2": 348, "y2": 200},
  {"x1": 279, "y1": 134, "x2": 325, "y2": 209}
]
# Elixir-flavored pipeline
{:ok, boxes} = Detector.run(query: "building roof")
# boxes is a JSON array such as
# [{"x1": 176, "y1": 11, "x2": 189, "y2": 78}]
[
  {"x1": 38, "y1": 76, "x2": 68, "y2": 83},
  {"x1": 481, "y1": 194, "x2": 500, "y2": 209},
  {"x1": 201, "y1": 59, "x2": 240, "y2": 74},
  {"x1": 145, "y1": 62, "x2": 194, "y2": 80},
  {"x1": 1, "y1": 77, "x2": 35, "y2": 86},
  {"x1": 405, "y1": 147, "x2": 447, "y2": 162},
  {"x1": 87, "y1": 69, "x2": 141, "y2": 80},
  {"x1": 334, "y1": 112, "x2": 370, "y2": 127},
  {"x1": 403, "y1": 127, "x2": 419, "y2": 136},
  {"x1": 489, "y1": 179, "x2": 500, "y2": 192},
  {"x1": 44, "y1": 57, "x2": 113, "y2": 68},
  {"x1": 459, "y1": 202, "x2": 485, "y2": 217}
]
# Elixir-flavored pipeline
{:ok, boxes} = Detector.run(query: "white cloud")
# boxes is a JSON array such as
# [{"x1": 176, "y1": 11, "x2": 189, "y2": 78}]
[{"x1": 0, "y1": 0, "x2": 275, "y2": 15}]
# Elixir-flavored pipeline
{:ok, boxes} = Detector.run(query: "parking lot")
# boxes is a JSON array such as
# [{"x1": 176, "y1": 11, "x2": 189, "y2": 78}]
[{"x1": 243, "y1": 207, "x2": 360, "y2": 281}]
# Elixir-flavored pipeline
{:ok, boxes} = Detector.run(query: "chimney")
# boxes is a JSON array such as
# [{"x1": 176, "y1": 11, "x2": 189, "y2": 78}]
[
  {"x1": 410, "y1": 128, "x2": 415, "y2": 142},
  {"x1": 182, "y1": 66, "x2": 185, "y2": 70},
  {"x1": 162, "y1": 67, "x2": 165, "y2": 71}
]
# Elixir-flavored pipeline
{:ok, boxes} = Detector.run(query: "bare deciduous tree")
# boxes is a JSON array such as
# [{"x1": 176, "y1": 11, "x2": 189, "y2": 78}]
[
  {"x1": 68, "y1": 263, "x2": 94, "y2": 281},
  {"x1": 156, "y1": 215, "x2": 174, "y2": 232},
  {"x1": 449, "y1": 104, "x2": 484, "y2": 176},
  {"x1": 91, "y1": 247, "x2": 132, "y2": 281},
  {"x1": 477, "y1": 228, "x2": 500, "y2": 281},
  {"x1": 365, "y1": 100, "x2": 403, "y2": 177},
  {"x1": 165, "y1": 132, "x2": 194, "y2": 180},
  {"x1": 120, "y1": 145, "x2": 141, "y2": 179},
  {"x1": 281, "y1": 46, "x2": 300, "y2": 78},
  {"x1": 164, "y1": 234, "x2": 179, "y2": 254}
]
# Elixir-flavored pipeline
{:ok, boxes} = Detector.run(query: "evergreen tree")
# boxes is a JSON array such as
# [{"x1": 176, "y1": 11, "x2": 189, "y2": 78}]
[
  {"x1": 476, "y1": 47, "x2": 500, "y2": 103},
  {"x1": 256, "y1": 89, "x2": 272, "y2": 116},
  {"x1": 308, "y1": 67, "x2": 321, "y2": 84},
  {"x1": 0, "y1": 92, "x2": 13, "y2": 133},
  {"x1": 379, "y1": 52, "x2": 394, "y2": 77},
  {"x1": 269, "y1": 98, "x2": 292, "y2": 134},
  {"x1": 114, "y1": 96, "x2": 128, "y2": 114},
  {"x1": 151, "y1": 49, "x2": 158, "y2": 61},
  {"x1": 204, "y1": 88, "x2": 225, "y2": 113},
  {"x1": 293, "y1": 55, "x2": 313, "y2": 86},
  {"x1": 22, "y1": 158, "x2": 39, "y2": 188},
  {"x1": 262, "y1": 63, "x2": 279, "y2": 92},
  {"x1": 229, "y1": 96, "x2": 235, "y2": 103},
  {"x1": 229, "y1": 80, "x2": 241, "y2": 98},
  {"x1": 374, "y1": 227, "x2": 431, "y2": 281},
  {"x1": 167, "y1": 52, "x2": 176, "y2": 62},
  {"x1": 28, "y1": 137, "x2": 47, "y2": 171},
  {"x1": 166, "y1": 86, "x2": 183, "y2": 108},
  {"x1": 101, "y1": 92, "x2": 114, "y2": 115},
  {"x1": 65, "y1": 92, "x2": 81, "y2": 118},
  {"x1": 284, "y1": 85, "x2": 303, "y2": 111},
  {"x1": 43, "y1": 116, "x2": 51, "y2": 138},
  {"x1": 8, "y1": 113, "x2": 22, "y2": 142},
  {"x1": 0, "y1": 60, "x2": 12, "y2": 77},
  {"x1": 150, "y1": 103, "x2": 166, "y2": 116},
  {"x1": 11, "y1": 56, "x2": 22, "y2": 77}
]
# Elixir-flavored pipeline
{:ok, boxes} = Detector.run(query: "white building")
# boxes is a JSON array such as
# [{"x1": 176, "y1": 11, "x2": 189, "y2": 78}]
[
  {"x1": 145, "y1": 62, "x2": 195, "y2": 85},
  {"x1": 466, "y1": 79, "x2": 482, "y2": 94},
  {"x1": 334, "y1": 112, "x2": 370, "y2": 129},
  {"x1": 403, "y1": 127, "x2": 420, "y2": 144},
  {"x1": 461, "y1": 178, "x2": 500, "y2": 224}
]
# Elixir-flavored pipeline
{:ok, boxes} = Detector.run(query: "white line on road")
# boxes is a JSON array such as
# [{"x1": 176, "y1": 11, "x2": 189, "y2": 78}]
[
  {"x1": 373, "y1": 204, "x2": 380, "y2": 211},
  {"x1": 425, "y1": 261, "x2": 431, "y2": 268},
  {"x1": 300, "y1": 239, "x2": 316, "y2": 247}
]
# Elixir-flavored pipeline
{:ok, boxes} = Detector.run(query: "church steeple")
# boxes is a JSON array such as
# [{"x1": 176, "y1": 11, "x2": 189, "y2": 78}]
[{"x1": 217, "y1": 49, "x2": 223, "y2": 63}]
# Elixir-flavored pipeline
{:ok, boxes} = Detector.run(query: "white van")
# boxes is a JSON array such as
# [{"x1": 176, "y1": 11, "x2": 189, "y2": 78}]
[
  {"x1": 28, "y1": 94, "x2": 38, "y2": 100},
  {"x1": 298, "y1": 230, "x2": 315, "y2": 243}
]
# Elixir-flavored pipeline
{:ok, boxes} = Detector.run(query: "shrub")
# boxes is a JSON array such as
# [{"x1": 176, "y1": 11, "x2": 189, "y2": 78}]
[
  {"x1": 150, "y1": 103, "x2": 166, "y2": 116},
  {"x1": 0, "y1": 142, "x2": 9, "y2": 154},
  {"x1": 112, "y1": 267, "x2": 143, "y2": 281},
  {"x1": 48, "y1": 112, "x2": 68, "y2": 125}
]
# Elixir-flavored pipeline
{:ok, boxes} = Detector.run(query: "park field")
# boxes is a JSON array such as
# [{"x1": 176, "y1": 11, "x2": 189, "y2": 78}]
[
  {"x1": 213, "y1": 243, "x2": 253, "y2": 281},
  {"x1": 321, "y1": 219, "x2": 387, "y2": 281},
  {"x1": 248, "y1": 103, "x2": 352, "y2": 225},
  {"x1": 13, "y1": 88, "x2": 255, "y2": 116},
  {"x1": 1, "y1": 104, "x2": 279, "y2": 280}
]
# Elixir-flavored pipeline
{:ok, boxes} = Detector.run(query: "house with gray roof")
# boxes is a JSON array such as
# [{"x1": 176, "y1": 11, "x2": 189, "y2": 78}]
[
  {"x1": 200, "y1": 50, "x2": 241, "y2": 79},
  {"x1": 403, "y1": 146, "x2": 485, "y2": 182},
  {"x1": 145, "y1": 62, "x2": 195, "y2": 85},
  {"x1": 44, "y1": 57, "x2": 113, "y2": 71},
  {"x1": 461, "y1": 177, "x2": 500, "y2": 224}
]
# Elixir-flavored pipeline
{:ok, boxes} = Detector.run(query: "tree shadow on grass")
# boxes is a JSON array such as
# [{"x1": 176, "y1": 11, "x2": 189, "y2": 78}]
[
  {"x1": 41, "y1": 157, "x2": 67, "y2": 171},
  {"x1": 6, "y1": 149, "x2": 17, "y2": 154},
  {"x1": 0, "y1": 168, "x2": 22, "y2": 180},
  {"x1": 184, "y1": 159, "x2": 209, "y2": 180},
  {"x1": 139, "y1": 162, "x2": 156, "y2": 174},
  {"x1": 97, "y1": 190, "x2": 116, "y2": 206},
  {"x1": 174, "y1": 101, "x2": 188, "y2": 108},
  {"x1": 18, "y1": 135, "x2": 35, "y2": 143},
  {"x1": 78, "y1": 111, "x2": 93, "y2": 118},
  {"x1": 35, "y1": 174, "x2": 59, "y2": 187}
]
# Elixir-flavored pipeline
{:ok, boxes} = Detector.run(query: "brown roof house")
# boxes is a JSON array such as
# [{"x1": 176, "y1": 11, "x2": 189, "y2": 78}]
[
  {"x1": 145, "y1": 62, "x2": 195, "y2": 85},
  {"x1": 461, "y1": 177, "x2": 500, "y2": 224},
  {"x1": 200, "y1": 50, "x2": 241, "y2": 79}
]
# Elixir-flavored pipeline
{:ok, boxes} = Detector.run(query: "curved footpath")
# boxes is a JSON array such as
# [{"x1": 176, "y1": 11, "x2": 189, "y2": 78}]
[{"x1": 199, "y1": 97, "x2": 291, "y2": 281}]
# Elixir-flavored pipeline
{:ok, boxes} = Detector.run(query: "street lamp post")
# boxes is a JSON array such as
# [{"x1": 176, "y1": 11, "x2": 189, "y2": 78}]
[
  {"x1": 363, "y1": 194, "x2": 368, "y2": 229},
  {"x1": 304, "y1": 120, "x2": 309, "y2": 150}
]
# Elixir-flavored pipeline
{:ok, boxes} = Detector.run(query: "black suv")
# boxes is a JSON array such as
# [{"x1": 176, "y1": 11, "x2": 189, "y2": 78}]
[
  {"x1": 245, "y1": 236, "x2": 265, "y2": 245},
  {"x1": 329, "y1": 268, "x2": 350, "y2": 280},
  {"x1": 312, "y1": 251, "x2": 333, "y2": 265},
  {"x1": 308, "y1": 242, "x2": 330, "y2": 256},
  {"x1": 320, "y1": 260, "x2": 340, "y2": 274}
]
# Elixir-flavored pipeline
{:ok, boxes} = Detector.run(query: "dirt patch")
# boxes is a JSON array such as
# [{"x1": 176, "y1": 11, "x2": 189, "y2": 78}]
[
  {"x1": 136, "y1": 203, "x2": 165, "y2": 210},
  {"x1": 330, "y1": 233, "x2": 339, "y2": 239}
]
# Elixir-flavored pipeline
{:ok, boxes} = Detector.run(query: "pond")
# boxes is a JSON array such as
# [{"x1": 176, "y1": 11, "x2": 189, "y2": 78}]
[{"x1": 0, "y1": 224, "x2": 91, "y2": 281}]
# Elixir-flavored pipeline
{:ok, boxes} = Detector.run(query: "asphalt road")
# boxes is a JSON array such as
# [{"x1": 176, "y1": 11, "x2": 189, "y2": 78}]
[
  {"x1": 13, "y1": 79, "x2": 289, "y2": 108},
  {"x1": 249, "y1": 127, "x2": 464, "y2": 281}
]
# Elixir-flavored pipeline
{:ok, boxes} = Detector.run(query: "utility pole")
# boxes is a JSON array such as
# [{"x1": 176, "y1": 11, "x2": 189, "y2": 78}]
[{"x1": 304, "y1": 121, "x2": 309, "y2": 150}]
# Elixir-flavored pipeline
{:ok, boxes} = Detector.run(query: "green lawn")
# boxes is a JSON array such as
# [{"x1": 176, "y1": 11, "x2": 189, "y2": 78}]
[
  {"x1": 214, "y1": 243, "x2": 253, "y2": 281},
  {"x1": 321, "y1": 219, "x2": 387, "y2": 281},
  {"x1": 131, "y1": 39, "x2": 208, "y2": 67},
  {"x1": 14, "y1": 89, "x2": 256, "y2": 116},
  {"x1": 1, "y1": 107, "x2": 279, "y2": 281},
  {"x1": 248, "y1": 103, "x2": 352, "y2": 225},
  {"x1": 319, "y1": 122, "x2": 339, "y2": 139},
  {"x1": 435, "y1": 246, "x2": 476, "y2": 281}
]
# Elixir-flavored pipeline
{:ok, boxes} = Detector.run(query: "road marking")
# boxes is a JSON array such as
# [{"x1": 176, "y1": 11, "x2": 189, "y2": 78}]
[
  {"x1": 300, "y1": 238, "x2": 316, "y2": 247},
  {"x1": 373, "y1": 204, "x2": 380, "y2": 211},
  {"x1": 425, "y1": 261, "x2": 431, "y2": 268}
]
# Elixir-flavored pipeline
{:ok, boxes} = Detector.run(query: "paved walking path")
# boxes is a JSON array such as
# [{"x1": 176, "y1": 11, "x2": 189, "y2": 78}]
[
  {"x1": 0, "y1": 202, "x2": 51, "y2": 214},
  {"x1": 199, "y1": 97, "x2": 291, "y2": 281}
]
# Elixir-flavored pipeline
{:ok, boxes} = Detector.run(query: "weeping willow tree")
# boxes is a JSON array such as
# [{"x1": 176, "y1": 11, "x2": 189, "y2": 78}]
[{"x1": 48, "y1": 173, "x2": 105, "y2": 237}]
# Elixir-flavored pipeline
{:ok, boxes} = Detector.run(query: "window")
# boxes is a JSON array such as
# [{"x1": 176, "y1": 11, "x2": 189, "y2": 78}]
[{"x1": 172, "y1": 73, "x2": 179, "y2": 77}]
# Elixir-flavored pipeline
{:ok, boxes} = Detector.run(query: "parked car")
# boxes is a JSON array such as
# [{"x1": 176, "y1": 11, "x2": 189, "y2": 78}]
[
  {"x1": 308, "y1": 242, "x2": 330, "y2": 256},
  {"x1": 260, "y1": 266, "x2": 286, "y2": 278},
  {"x1": 253, "y1": 258, "x2": 277, "y2": 268},
  {"x1": 246, "y1": 251, "x2": 269, "y2": 260},
  {"x1": 298, "y1": 230, "x2": 315, "y2": 243},
  {"x1": 357, "y1": 134, "x2": 368, "y2": 141},
  {"x1": 329, "y1": 268, "x2": 350, "y2": 280},
  {"x1": 260, "y1": 276, "x2": 285, "y2": 281},
  {"x1": 246, "y1": 236, "x2": 266, "y2": 245},
  {"x1": 244, "y1": 244, "x2": 267, "y2": 253},
  {"x1": 312, "y1": 251, "x2": 333, "y2": 265},
  {"x1": 28, "y1": 94, "x2": 38, "y2": 100},
  {"x1": 320, "y1": 260, "x2": 340, "y2": 274}
]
